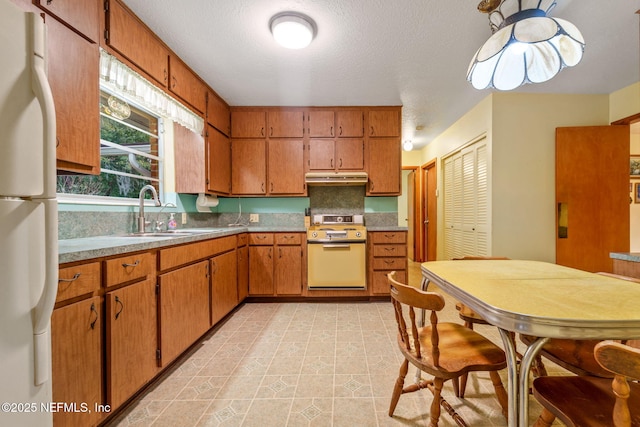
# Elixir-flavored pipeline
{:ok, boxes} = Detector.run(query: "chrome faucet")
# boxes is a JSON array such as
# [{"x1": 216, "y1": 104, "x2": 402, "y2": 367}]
[{"x1": 137, "y1": 185, "x2": 161, "y2": 233}]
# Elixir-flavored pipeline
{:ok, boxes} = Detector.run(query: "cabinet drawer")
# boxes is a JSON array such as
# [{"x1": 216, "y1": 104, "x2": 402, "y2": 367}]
[
  {"x1": 104, "y1": 252, "x2": 155, "y2": 287},
  {"x1": 373, "y1": 244, "x2": 407, "y2": 258},
  {"x1": 57, "y1": 262, "x2": 101, "y2": 302},
  {"x1": 373, "y1": 257, "x2": 406, "y2": 271},
  {"x1": 275, "y1": 233, "x2": 301, "y2": 245},
  {"x1": 158, "y1": 236, "x2": 236, "y2": 271},
  {"x1": 237, "y1": 233, "x2": 248, "y2": 247},
  {"x1": 371, "y1": 232, "x2": 406, "y2": 244},
  {"x1": 371, "y1": 270, "x2": 406, "y2": 295},
  {"x1": 249, "y1": 233, "x2": 274, "y2": 245}
]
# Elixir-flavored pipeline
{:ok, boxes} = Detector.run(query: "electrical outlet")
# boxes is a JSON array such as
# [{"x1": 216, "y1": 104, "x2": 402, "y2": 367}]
[
  {"x1": 249, "y1": 213, "x2": 259, "y2": 223},
  {"x1": 181, "y1": 212, "x2": 187, "y2": 224}
]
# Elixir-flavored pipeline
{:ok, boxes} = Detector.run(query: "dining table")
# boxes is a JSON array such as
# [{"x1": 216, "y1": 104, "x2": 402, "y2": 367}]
[{"x1": 420, "y1": 259, "x2": 640, "y2": 427}]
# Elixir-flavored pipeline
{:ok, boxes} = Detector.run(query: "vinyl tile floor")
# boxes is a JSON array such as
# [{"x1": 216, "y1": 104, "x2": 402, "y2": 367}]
[{"x1": 106, "y1": 261, "x2": 566, "y2": 427}]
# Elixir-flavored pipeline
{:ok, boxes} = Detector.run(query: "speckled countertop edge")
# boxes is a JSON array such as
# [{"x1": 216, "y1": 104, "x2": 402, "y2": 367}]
[{"x1": 610, "y1": 252, "x2": 640, "y2": 263}]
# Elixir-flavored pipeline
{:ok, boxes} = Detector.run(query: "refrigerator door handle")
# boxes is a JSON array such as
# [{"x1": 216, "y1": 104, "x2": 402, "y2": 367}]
[
  {"x1": 30, "y1": 12, "x2": 59, "y2": 386},
  {"x1": 33, "y1": 199, "x2": 59, "y2": 386},
  {"x1": 30, "y1": 12, "x2": 57, "y2": 200}
]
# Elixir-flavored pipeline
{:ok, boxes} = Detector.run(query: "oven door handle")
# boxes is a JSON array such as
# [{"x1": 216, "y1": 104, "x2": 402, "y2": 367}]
[{"x1": 321, "y1": 243, "x2": 352, "y2": 248}]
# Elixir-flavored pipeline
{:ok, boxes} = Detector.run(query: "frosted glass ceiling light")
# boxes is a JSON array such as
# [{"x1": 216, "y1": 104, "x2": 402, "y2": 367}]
[
  {"x1": 467, "y1": 0, "x2": 585, "y2": 91},
  {"x1": 270, "y1": 12, "x2": 317, "y2": 49},
  {"x1": 403, "y1": 140, "x2": 414, "y2": 151}
]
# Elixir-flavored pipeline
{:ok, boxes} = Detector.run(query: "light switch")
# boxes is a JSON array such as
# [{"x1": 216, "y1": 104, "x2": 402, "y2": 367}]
[{"x1": 181, "y1": 212, "x2": 187, "y2": 224}]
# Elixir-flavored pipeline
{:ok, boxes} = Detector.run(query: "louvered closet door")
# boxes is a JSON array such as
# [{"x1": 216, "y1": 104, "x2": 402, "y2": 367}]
[{"x1": 443, "y1": 138, "x2": 489, "y2": 258}]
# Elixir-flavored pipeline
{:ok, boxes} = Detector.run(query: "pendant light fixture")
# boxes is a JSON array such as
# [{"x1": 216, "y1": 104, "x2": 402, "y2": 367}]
[
  {"x1": 270, "y1": 12, "x2": 317, "y2": 49},
  {"x1": 467, "y1": 0, "x2": 585, "y2": 91}
]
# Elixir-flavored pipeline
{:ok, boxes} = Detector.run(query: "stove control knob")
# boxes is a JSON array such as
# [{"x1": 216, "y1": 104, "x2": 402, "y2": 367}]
[
  {"x1": 356, "y1": 231, "x2": 362, "y2": 238},
  {"x1": 311, "y1": 232, "x2": 318, "y2": 238}
]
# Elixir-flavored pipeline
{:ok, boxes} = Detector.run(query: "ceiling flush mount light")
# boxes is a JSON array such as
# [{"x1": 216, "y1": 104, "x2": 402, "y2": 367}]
[
  {"x1": 403, "y1": 140, "x2": 414, "y2": 151},
  {"x1": 270, "y1": 12, "x2": 317, "y2": 49},
  {"x1": 467, "y1": 0, "x2": 585, "y2": 91}
]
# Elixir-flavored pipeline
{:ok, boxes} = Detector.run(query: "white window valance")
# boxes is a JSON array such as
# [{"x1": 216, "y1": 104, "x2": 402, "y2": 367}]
[{"x1": 99, "y1": 49, "x2": 204, "y2": 134}]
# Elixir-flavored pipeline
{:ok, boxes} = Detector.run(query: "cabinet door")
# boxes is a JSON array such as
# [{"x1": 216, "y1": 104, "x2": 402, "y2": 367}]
[
  {"x1": 249, "y1": 246, "x2": 274, "y2": 295},
  {"x1": 106, "y1": 0, "x2": 169, "y2": 87},
  {"x1": 268, "y1": 139, "x2": 305, "y2": 195},
  {"x1": 336, "y1": 110, "x2": 364, "y2": 137},
  {"x1": 368, "y1": 110, "x2": 400, "y2": 137},
  {"x1": 158, "y1": 261, "x2": 210, "y2": 366},
  {"x1": 207, "y1": 91, "x2": 230, "y2": 136},
  {"x1": 308, "y1": 139, "x2": 335, "y2": 170},
  {"x1": 52, "y1": 296, "x2": 103, "y2": 427},
  {"x1": 106, "y1": 279, "x2": 158, "y2": 409},
  {"x1": 169, "y1": 55, "x2": 206, "y2": 114},
  {"x1": 275, "y1": 245, "x2": 302, "y2": 295},
  {"x1": 368, "y1": 138, "x2": 401, "y2": 195},
  {"x1": 36, "y1": 0, "x2": 100, "y2": 43},
  {"x1": 206, "y1": 124, "x2": 231, "y2": 195},
  {"x1": 231, "y1": 139, "x2": 266, "y2": 195},
  {"x1": 307, "y1": 110, "x2": 335, "y2": 137},
  {"x1": 336, "y1": 139, "x2": 364, "y2": 170},
  {"x1": 231, "y1": 111, "x2": 266, "y2": 138},
  {"x1": 237, "y1": 245, "x2": 249, "y2": 301},
  {"x1": 211, "y1": 250, "x2": 238, "y2": 325},
  {"x1": 48, "y1": 17, "x2": 100, "y2": 174},
  {"x1": 174, "y1": 123, "x2": 205, "y2": 194},
  {"x1": 268, "y1": 110, "x2": 304, "y2": 138}
]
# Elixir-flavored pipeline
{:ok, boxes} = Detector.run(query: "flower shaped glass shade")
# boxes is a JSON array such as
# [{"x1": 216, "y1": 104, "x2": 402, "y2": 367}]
[{"x1": 467, "y1": 0, "x2": 585, "y2": 91}]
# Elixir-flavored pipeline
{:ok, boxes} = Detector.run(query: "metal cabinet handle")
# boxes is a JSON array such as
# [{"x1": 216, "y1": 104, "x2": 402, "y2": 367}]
[
  {"x1": 330, "y1": 158, "x2": 334, "y2": 168},
  {"x1": 330, "y1": 126, "x2": 334, "y2": 137},
  {"x1": 370, "y1": 126, "x2": 375, "y2": 135},
  {"x1": 46, "y1": 0, "x2": 52, "y2": 4},
  {"x1": 122, "y1": 260, "x2": 140, "y2": 268},
  {"x1": 270, "y1": 127, "x2": 273, "y2": 137},
  {"x1": 115, "y1": 296, "x2": 124, "y2": 319},
  {"x1": 270, "y1": 182, "x2": 274, "y2": 192},
  {"x1": 268, "y1": 248, "x2": 272, "y2": 259},
  {"x1": 90, "y1": 303, "x2": 98, "y2": 329},
  {"x1": 385, "y1": 247, "x2": 396, "y2": 252},
  {"x1": 339, "y1": 126, "x2": 343, "y2": 136},
  {"x1": 279, "y1": 248, "x2": 282, "y2": 258},
  {"x1": 261, "y1": 127, "x2": 265, "y2": 137},
  {"x1": 339, "y1": 158, "x2": 343, "y2": 168},
  {"x1": 58, "y1": 273, "x2": 81, "y2": 283},
  {"x1": 261, "y1": 182, "x2": 265, "y2": 193}
]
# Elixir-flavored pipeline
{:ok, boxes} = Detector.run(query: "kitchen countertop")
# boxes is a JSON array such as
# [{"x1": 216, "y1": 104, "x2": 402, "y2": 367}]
[
  {"x1": 59, "y1": 226, "x2": 305, "y2": 264},
  {"x1": 610, "y1": 252, "x2": 640, "y2": 263},
  {"x1": 59, "y1": 225, "x2": 407, "y2": 264}
]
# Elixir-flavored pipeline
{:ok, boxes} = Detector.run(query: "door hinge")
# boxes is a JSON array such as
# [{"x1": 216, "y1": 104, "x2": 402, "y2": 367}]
[
  {"x1": 155, "y1": 283, "x2": 159, "y2": 295},
  {"x1": 104, "y1": 0, "x2": 109, "y2": 12},
  {"x1": 156, "y1": 349, "x2": 161, "y2": 360},
  {"x1": 104, "y1": 29, "x2": 109, "y2": 40}
]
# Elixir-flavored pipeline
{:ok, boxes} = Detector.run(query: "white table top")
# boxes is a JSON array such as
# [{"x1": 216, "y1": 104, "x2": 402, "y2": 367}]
[{"x1": 421, "y1": 260, "x2": 640, "y2": 339}]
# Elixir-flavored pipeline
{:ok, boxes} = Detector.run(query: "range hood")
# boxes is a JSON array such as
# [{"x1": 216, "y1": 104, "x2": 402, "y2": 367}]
[{"x1": 305, "y1": 171, "x2": 368, "y2": 186}]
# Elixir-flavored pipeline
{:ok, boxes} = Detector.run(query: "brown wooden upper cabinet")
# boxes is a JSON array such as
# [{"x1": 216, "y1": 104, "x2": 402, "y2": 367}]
[
  {"x1": 368, "y1": 110, "x2": 401, "y2": 137},
  {"x1": 268, "y1": 139, "x2": 305, "y2": 195},
  {"x1": 307, "y1": 110, "x2": 335, "y2": 137},
  {"x1": 168, "y1": 54, "x2": 206, "y2": 114},
  {"x1": 48, "y1": 16, "x2": 100, "y2": 175},
  {"x1": 268, "y1": 111, "x2": 304, "y2": 138},
  {"x1": 336, "y1": 110, "x2": 364, "y2": 138},
  {"x1": 35, "y1": 0, "x2": 100, "y2": 43},
  {"x1": 368, "y1": 138, "x2": 401, "y2": 195},
  {"x1": 174, "y1": 123, "x2": 205, "y2": 194},
  {"x1": 308, "y1": 139, "x2": 364, "y2": 171},
  {"x1": 105, "y1": 0, "x2": 169, "y2": 87},
  {"x1": 206, "y1": 125, "x2": 231, "y2": 195},
  {"x1": 207, "y1": 91, "x2": 230, "y2": 137},
  {"x1": 231, "y1": 139, "x2": 267, "y2": 195},
  {"x1": 231, "y1": 111, "x2": 266, "y2": 138}
]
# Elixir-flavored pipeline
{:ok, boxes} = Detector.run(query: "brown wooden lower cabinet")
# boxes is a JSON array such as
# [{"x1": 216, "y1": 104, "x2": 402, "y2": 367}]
[
  {"x1": 249, "y1": 233, "x2": 304, "y2": 296},
  {"x1": 237, "y1": 236, "x2": 249, "y2": 301},
  {"x1": 51, "y1": 296, "x2": 103, "y2": 427},
  {"x1": 275, "y1": 245, "x2": 303, "y2": 295},
  {"x1": 211, "y1": 250, "x2": 238, "y2": 325},
  {"x1": 106, "y1": 278, "x2": 159, "y2": 409},
  {"x1": 368, "y1": 231, "x2": 408, "y2": 295},
  {"x1": 157, "y1": 261, "x2": 210, "y2": 366}
]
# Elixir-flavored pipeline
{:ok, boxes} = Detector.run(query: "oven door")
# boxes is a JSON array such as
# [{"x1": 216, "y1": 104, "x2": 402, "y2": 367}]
[{"x1": 307, "y1": 241, "x2": 366, "y2": 289}]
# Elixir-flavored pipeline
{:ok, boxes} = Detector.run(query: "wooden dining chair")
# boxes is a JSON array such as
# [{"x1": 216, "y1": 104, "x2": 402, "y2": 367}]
[
  {"x1": 451, "y1": 256, "x2": 512, "y2": 396},
  {"x1": 387, "y1": 271, "x2": 508, "y2": 426},
  {"x1": 520, "y1": 272, "x2": 640, "y2": 379},
  {"x1": 532, "y1": 341, "x2": 640, "y2": 427}
]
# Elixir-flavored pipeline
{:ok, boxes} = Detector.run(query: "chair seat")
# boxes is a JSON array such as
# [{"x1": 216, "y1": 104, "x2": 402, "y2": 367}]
[
  {"x1": 533, "y1": 375, "x2": 640, "y2": 427},
  {"x1": 398, "y1": 322, "x2": 506, "y2": 379}
]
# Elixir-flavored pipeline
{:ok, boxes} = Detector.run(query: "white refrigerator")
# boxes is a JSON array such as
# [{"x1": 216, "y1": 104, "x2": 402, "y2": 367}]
[{"x1": 0, "y1": 1, "x2": 58, "y2": 426}]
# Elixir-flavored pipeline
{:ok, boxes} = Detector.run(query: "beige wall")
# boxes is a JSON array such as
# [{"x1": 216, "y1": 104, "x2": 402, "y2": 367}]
[
  {"x1": 610, "y1": 82, "x2": 640, "y2": 123},
  {"x1": 491, "y1": 93, "x2": 609, "y2": 262}
]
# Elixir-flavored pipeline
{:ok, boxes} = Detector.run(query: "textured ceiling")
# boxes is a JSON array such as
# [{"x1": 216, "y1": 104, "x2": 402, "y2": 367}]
[{"x1": 121, "y1": 0, "x2": 640, "y2": 148}]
